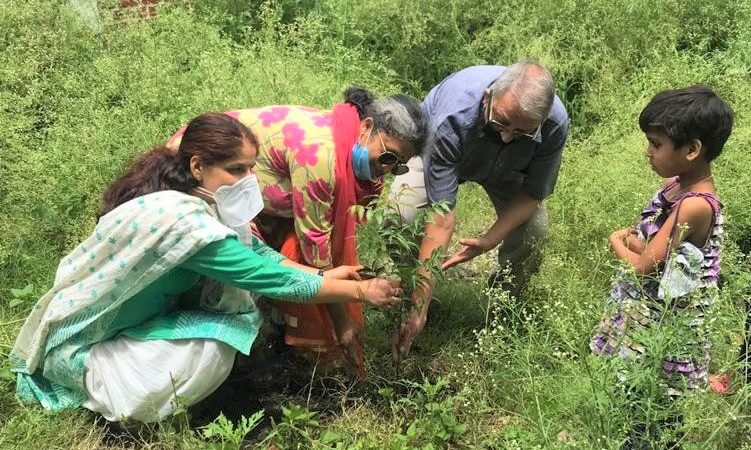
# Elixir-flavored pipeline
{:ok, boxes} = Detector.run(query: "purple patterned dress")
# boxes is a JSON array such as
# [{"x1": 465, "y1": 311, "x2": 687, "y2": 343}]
[{"x1": 591, "y1": 179, "x2": 724, "y2": 392}]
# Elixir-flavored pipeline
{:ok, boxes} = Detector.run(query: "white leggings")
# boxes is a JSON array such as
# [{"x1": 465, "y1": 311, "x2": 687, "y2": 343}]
[{"x1": 83, "y1": 337, "x2": 236, "y2": 423}]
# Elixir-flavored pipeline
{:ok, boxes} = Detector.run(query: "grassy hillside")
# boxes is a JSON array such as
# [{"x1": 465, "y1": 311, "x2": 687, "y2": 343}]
[{"x1": 1, "y1": 0, "x2": 750, "y2": 448}]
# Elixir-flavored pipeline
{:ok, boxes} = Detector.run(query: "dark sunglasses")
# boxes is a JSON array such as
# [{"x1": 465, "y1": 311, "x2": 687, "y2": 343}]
[{"x1": 376, "y1": 132, "x2": 409, "y2": 175}]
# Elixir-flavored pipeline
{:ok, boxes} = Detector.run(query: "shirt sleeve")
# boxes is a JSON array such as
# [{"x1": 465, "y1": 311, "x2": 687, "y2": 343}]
[
  {"x1": 425, "y1": 123, "x2": 462, "y2": 208},
  {"x1": 522, "y1": 118, "x2": 569, "y2": 200},
  {"x1": 248, "y1": 234, "x2": 286, "y2": 264},
  {"x1": 182, "y1": 238, "x2": 322, "y2": 302}
]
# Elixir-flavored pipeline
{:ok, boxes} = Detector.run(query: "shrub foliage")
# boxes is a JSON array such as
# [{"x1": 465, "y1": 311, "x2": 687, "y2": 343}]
[{"x1": 2, "y1": 0, "x2": 751, "y2": 448}]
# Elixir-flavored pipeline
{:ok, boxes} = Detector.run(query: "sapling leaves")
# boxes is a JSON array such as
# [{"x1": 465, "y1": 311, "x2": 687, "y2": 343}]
[{"x1": 354, "y1": 186, "x2": 450, "y2": 365}]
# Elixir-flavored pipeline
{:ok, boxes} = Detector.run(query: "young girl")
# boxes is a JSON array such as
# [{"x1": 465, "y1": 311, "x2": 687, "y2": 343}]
[{"x1": 591, "y1": 86, "x2": 733, "y2": 394}]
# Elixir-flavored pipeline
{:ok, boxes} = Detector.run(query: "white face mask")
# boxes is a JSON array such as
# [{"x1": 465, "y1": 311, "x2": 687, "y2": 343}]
[
  {"x1": 214, "y1": 174, "x2": 264, "y2": 227},
  {"x1": 196, "y1": 174, "x2": 264, "y2": 235}
]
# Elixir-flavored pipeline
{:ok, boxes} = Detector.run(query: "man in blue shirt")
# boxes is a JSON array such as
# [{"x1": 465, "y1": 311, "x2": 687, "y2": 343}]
[{"x1": 390, "y1": 61, "x2": 570, "y2": 363}]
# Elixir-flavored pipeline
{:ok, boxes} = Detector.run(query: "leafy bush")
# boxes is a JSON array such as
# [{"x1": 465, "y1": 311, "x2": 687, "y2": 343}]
[{"x1": 2, "y1": 0, "x2": 751, "y2": 448}]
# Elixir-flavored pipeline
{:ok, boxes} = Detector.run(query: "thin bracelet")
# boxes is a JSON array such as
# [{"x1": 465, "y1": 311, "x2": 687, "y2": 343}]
[{"x1": 354, "y1": 282, "x2": 365, "y2": 302}]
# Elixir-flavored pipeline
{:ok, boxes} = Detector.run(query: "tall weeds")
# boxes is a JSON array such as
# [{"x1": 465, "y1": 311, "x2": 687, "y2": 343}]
[{"x1": 2, "y1": 0, "x2": 751, "y2": 448}]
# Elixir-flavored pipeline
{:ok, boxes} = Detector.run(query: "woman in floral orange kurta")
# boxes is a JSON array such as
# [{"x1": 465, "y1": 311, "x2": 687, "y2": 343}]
[{"x1": 169, "y1": 89, "x2": 427, "y2": 375}]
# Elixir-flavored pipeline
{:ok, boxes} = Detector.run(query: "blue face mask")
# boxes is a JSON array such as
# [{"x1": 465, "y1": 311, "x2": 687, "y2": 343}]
[{"x1": 352, "y1": 142, "x2": 372, "y2": 180}]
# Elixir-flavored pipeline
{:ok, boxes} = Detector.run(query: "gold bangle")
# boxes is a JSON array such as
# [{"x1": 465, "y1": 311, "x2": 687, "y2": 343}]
[{"x1": 355, "y1": 282, "x2": 365, "y2": 302}]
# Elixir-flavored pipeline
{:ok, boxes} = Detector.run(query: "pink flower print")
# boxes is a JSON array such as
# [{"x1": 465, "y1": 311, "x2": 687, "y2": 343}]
[
  {"x1": 225, "y1": 110, "x2": 241, "y2": 120},
  {"x1": 301, "y1": 229, "x2": 330, "y2": 263},
  {"x1": 295, "y1": 143, "x2": 319, "y2": 166},
  {"x1": 267, "y1": 146, "x2": 290, "y2": 176},
  {"x1": 282, "y1": 123, "x2": 319, "y2": 166},
  {"x1": 258, "y1": 107, "x2": 290, "y2": 127},
  {"x1": 312, "y1": 114, "x2": 331, "y2": 128},
  {"x1": 306, "y1": 178, "x2": 333, "y2": 204},
  {"x1": 262, "y1": 185, "x2": 293, "y2": 213},
  {"x1": 291, "y1": 187, "x2": 307, "y2": 219},
  {"x1": 282, "y1": 123, "x2": 305, "y2": 148},
  {"x1": 300, "y1": 243, "x2": 315, "y2": 265}
]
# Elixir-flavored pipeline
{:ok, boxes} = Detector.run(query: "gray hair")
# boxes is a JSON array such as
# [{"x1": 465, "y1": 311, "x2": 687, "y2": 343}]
[
  {"x1": 490, "y1": 60, "x2": 555, "y2": 123},
  {"x1": 344, "y1": 87, "x2": 428, "y2": 156},
  {"x1": 366, "y1": 96, "x2": 428, "y2": 156}
]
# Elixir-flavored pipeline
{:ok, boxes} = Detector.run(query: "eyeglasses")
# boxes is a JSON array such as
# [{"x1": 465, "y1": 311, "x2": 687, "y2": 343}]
[
  {"x1": 485, "y1": 92, "x2": 540, "y2": 141},
  {"x1": 376, "y1": 132, "x2": 409, "y2": 176}
]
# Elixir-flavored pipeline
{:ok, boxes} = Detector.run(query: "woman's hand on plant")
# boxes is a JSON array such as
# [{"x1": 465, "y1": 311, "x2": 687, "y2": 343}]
[
  {"x1": 360, "y1": 278, "x2": 402, "y2": 308},
  {"x1": 333, "y1": 316, "x2": 364, "y2": 370},
  {"x1": 391, "y1": 305, "x2": 427, "y2": 365},
  {"x1": 324, "y1": 265, "x2": 364, "y2": 280},
  {"x1": 441, "y1": 236, "x2": 491, "y2": 270}
]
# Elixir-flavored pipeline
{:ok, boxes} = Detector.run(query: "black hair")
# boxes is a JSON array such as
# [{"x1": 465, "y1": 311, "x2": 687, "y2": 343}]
[
  {"x1": 343, "y1": 87, "x2": 375, "y2": 118},
  {"x1": 639, "y1": 85, "x2": 734, "y2": 161},
  {"x1": 100, "y1": 113, "x2": 257, "y2": 217}
]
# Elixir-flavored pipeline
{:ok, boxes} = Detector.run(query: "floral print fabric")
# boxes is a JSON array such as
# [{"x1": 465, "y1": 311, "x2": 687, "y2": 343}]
[
  {"x1": 10, "y1": 191, "x2": 235, "y2": 410},
  {"x1": 170, "y1": 106, "x2": 340, "y2": 268},
  {"x1": 591, "y1": 180, "x2": 724, "y2": 392}
]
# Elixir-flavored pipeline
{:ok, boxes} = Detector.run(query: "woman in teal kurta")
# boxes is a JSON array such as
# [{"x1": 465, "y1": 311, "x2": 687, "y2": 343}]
[{"x1": 10, "y1": 113, "x2": 401, "y2": 423}]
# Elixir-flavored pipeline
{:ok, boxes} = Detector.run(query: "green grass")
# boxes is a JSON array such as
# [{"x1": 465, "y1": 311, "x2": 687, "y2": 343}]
[{"x1": 2, "y1": 0, "x2": 751, "y2": 448}]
